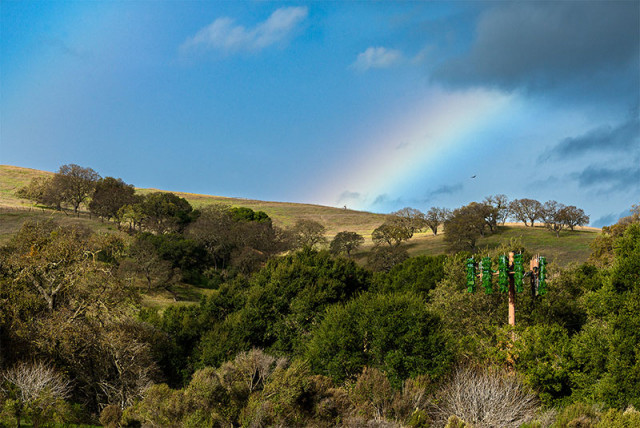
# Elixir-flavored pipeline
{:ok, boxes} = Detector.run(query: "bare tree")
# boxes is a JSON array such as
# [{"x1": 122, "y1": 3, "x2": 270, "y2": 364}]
[
  {"x1": 541, "y1": 200, "x2": 568, "y2": 238},
  {"x1": 433, "y1": 366, "x2": 539, "y2": 428},
  {"x1": 484, "y1": 194, "x2": 510, "y2": 225},
  {"x1": 1, "y1": 361, "x2": 71, "y2": 428},
  {"x1": 350, "y1": 367, "x2": 395, "y2": 422},
  {"x1": 217, "y1": 349, "x2": 286, "y2": 394},
  {"x1": 509, "y1": 198, "x2": 543, "y2": 227},
  {"x1": 97, "y1": 325, "x2": 157, "y2": 409},
  {"x1": 561, "y1": 205, "x2": 589, "y2": 231}
]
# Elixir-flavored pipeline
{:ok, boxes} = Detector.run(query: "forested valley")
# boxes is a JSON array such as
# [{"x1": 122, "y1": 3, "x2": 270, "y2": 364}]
[{"x1": 1, "y1": 165, "x2": 639, "y2": 427}]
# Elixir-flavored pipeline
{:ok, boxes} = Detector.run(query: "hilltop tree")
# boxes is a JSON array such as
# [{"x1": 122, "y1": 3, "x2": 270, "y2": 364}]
[
  {"x1": 291, "y1": 219, "x2": 327, "y2": 250},
  {"x1": 390, "y1": 207, "x2": 427, "y2": 238},
  {"x1": 16, "y1": 177, "x2": 52, "y2": 203},
  {"x1": 229, "y1": 207, "x2": 270, "y2": 223},
  {"x1": 562, "y1": 205, "x2": 590, "y2": 231},
  {"x1": 484, "y1": 194, "x2": 510, "y2": 225},
  {"x1": 372, "y1": 220, "x2": 412, "y2": 247},
  {"x1": 188, "y1": 205, "x2": 289, "y2": 272},
  {"x1": 425, "y1": 207, "x2": 451, "y2": 236},
  {"x1": 53, "y1": 164, "x2": 101, "y2": 214},
  {"x1": 187, "y1": 205, "x2": 238, "y2": 269},
  {"x1": 468, "y1": 201, "x2": 499, "y2": 234},
  {"x1": 89, "y1": 177, "x2": 137, "y2": 223},
  {"x1": 139, "y1": 192, "x2": 195, "y2": 234},
  {"x1": 509, "y1": 198, "x2": 543, "y2": 227},
  {"x1": 443, "y1": 204, "x2": 486, "y2": 252},
  {"x1": 543, "y1": 201, "x2": 566, "y2": 236},
  {"x1": 540, "y1": 200, "x2": 568, "y2": 238},
  {"x1": 330, "y1": 231, "x2": 364, "y2": 257},
  {"x1": 117, "y1": 197, "x2": 146, "y2": 232},
  {"x1": 17, "y1": 176, "x2": 65, "y2": 210}
]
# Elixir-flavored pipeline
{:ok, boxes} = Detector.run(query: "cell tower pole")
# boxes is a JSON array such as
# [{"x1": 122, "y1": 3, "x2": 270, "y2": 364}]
[{"x1": 508, "y1": 252, "x2": 516, "y2": 327}]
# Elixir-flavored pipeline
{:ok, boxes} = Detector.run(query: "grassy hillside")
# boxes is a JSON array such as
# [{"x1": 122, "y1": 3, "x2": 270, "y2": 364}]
[
  {"x1": 0, "y1": 165, "x2": 388, "y2": 239},
  {"x1": 0, "y1": 165, "x2": 53, "y2": 207},
  {"x1": 0, "y1": 165, "x2": 599, "y2": 268}
]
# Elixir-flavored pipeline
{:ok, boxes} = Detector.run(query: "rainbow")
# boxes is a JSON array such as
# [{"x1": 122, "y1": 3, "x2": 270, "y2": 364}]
[{"x1": 315, "y1": 86, "x2": 515, "y2": 211}]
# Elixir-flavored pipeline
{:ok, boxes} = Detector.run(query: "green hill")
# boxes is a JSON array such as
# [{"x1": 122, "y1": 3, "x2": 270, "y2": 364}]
[
  {"x1": 0, "y1": 165, "x2": 388, "y2": 240},
  {"x1": 0, "y1": 164, "x2": 600, "y2": 267}
]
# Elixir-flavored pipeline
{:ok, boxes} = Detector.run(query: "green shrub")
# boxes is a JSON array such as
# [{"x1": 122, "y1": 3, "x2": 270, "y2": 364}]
[
  {"x1": 553, "y1": 402, "x2": 601, "y2": 428},
  {"x1": 597, "y1": 406, "x2": 640, "y2": 428},
  {"x1": 306, "y1": 292, "x2": 451, "y2": 386}
]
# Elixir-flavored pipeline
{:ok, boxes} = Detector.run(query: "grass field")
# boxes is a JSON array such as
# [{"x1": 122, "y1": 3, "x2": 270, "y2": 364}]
[
  {"x1": 1, "y1": 164, "x2": 600, "y2": 269},
  {"x1": 404, "y1": 224, "x2": 598, "y2": 265},
  {"x1": 1, "y1": 165, "x2": 388, "y2": 240},
  {"x1": 0, "y1": 165, "x2": 53, "y2": 208}
]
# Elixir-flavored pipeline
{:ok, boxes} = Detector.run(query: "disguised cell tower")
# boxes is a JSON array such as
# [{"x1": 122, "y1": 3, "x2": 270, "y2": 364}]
[{"x1": 466, "y1": 252, "x2": 547, "y2": 328}]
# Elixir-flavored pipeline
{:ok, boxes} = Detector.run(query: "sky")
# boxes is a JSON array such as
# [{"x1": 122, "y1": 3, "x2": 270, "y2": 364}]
[{"x1": 1, "y1": 1, "x2": 638, "y2": 226}]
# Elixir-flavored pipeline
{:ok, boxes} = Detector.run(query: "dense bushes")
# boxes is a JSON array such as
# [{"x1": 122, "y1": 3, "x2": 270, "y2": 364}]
[
  {"x1": 196, "y1": 249, "x2": 372, "y2": 366},
  {"x1": 1, "y1": 203, "x2": 639, "y2": 426},
  {"x1": 305, "y1": 292, "x2": 451, "y2": 386}
]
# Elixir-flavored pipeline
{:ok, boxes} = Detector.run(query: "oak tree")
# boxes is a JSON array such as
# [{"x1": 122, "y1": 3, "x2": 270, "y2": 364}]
[
  {"x1": 540, "y1": 200, "x2": 567, "y2": 238},
  {"x1": 291, "y1": 219, "x2": 327, "y2": 250},
  {"x1": 330, "y1": 231, "x2": 365, "y2": 257},
  {"x1": 89, "y1": 177, "x2": 137, "y2": 223},
  {"x1": 53, "y1": 164, "x2": 101, "y2": 214},
  {"x1": 484, "y1": 194, "x2": 510, "y2": 225},
  {"x1": 425, "y1": 207, "x2": 451, "y2": 236},
  {"x1": 562, "y1": 205, "x2": 589, "y2": 231},
  {"x1": 509, "y1": 198, "x2": 543, "y2": 227},
  {"x1": 390, "y1": 207, "x2": 427, "y2": 238}
]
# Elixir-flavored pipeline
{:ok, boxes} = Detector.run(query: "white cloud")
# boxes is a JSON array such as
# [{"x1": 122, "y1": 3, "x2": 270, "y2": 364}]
[
  {"x1": 350, "y1": 47, "x2": 403, "y2": 72},
  {"x1": 181, "y1": 6, "x2": 308, "y2": 54}
]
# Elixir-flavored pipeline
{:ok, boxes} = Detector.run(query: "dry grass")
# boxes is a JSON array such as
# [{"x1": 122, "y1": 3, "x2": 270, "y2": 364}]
[
  {"x1": 0, "y1": 164, "x2": 600, "y2": 268},
  {"x1": 0, "y1": 165, "x2": 388, "y2": 239},
  {"x1": 137, "y1": 187, "x2": 389, "y2": 237},
  {"x1": 0, "y1": 165, "x2": 53, "y2": 207},
  {"x1": 0, "y1": 208, "x2": 127, "y2": 245}
]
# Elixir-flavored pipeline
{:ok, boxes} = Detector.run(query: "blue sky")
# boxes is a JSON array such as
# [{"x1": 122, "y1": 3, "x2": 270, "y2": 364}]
[{"x1": 1, "y1": 1, "x2": 638, "y2": 226}]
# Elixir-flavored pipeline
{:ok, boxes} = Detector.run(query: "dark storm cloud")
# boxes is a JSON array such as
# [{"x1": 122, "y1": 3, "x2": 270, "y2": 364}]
[
  {"x1": 592, "y1": 209, "x2": 632, "y2": 228},
  {"x1": 426, "y1": 183, "x2": 463, "y2": 199},
  {"x1": 539, "y1": 116, "x2": 640, "y2": 162},
  {"x1": 432, "y1": 2, "x2": 639, "y2": 102},
  {"x1": 372, "y1": 194, "x2": 405, "y2": 207},
  {"x1": 573, "y1": 165, "x2": 640, "y2": 191},
  {"x1": 337, "y1": 191, "x2": 362, "y2": 203}
]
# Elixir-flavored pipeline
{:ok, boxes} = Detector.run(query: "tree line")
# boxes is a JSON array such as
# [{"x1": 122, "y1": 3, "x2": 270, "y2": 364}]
[
  {"x1": 14, "y1": 165, "x2": 592, "y2": 280},
  {"x1": 361, "y1": 195, "x2": 589, "y2": 266}
]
